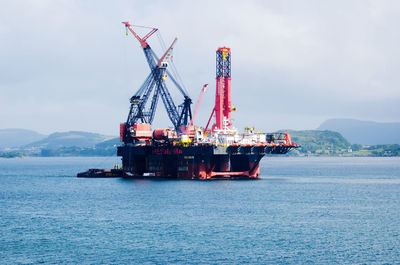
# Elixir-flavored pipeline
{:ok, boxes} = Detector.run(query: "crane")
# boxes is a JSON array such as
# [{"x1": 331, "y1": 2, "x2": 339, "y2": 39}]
[
  {"x1": 121, "y1": 22, "x2": 192, "y2": 143},
  {"x1": 190, "y1": 84, "x2": 208, "y2": 126}
]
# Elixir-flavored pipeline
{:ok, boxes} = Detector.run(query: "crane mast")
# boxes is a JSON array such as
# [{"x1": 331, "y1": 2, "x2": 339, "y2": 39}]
[
  {"x1": 121, "y1": 22, "x2": 192, "y2": 143},
  {"x1": 190, "y1": 84, "x2": 208, "y2": 126}
]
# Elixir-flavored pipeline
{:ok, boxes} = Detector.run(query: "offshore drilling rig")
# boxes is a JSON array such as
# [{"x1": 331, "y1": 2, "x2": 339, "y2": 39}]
[{"x1": 77, "y1": 21, "x2": 298, "y2": 179}]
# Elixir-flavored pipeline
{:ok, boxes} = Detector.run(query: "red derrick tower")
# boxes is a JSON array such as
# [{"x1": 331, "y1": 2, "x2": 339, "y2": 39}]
[{"x1": 214, "y1": 47, "x2": 232, "y2": 130}]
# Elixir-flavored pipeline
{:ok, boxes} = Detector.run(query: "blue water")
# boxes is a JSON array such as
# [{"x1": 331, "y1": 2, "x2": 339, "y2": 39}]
[{"x1": 1, "y1": 157, "x2": 400, "y2": 264}]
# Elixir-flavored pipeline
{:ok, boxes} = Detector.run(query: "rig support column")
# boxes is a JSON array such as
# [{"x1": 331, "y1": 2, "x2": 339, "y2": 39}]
[
  {"x1": 215, "y1": 47, "x2": 232, "y2": 130},
  {"x1": 223, "y1": 75, "x2": 232, "y2": 126},
  {"x1": 215, "y1": 76, "x2": 224, "y2": 130}
]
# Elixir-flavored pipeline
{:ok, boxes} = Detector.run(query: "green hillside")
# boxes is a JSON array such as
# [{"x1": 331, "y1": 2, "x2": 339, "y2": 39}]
[
  {"x1": 287, "y1": 130, "x2": 350, "y2": 155},
  {"x1": 348, "y1": 144, "x2": 400, "y2": 157},
  {"x1": 285, "y1": 130, "x2": 400, "y2": 156}
]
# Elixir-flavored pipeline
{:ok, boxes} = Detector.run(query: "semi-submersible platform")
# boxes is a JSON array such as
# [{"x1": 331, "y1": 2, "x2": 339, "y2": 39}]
[{"x1": 78, "y1": 21, "x2": 298, "y2": 179}]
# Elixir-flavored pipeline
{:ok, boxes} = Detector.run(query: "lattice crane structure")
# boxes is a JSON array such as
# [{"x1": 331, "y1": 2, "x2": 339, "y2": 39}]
[{"x1": 121, "y1": 22, "x2": 192, "y2": 143}]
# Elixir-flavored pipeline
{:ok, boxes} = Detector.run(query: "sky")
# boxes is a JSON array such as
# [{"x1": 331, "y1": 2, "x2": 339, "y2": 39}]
[{"x1": 1, "y1": 0, "x2": 399, "y2": 136}]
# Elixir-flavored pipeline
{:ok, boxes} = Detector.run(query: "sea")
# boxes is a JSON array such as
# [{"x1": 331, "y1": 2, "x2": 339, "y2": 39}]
[{"x1": 1, "y1": 156, "x2": 399, "y2": 264}]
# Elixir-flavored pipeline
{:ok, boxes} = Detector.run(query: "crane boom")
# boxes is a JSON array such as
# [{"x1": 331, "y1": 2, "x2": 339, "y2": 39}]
[
  {"x1": 158, "y1": 37, "x2": 178, "y2": 68},
  {"x1": 190, "y1": 84, "x2": 208, "y2": 126},
  {"x1": 121, "y1": 21, "x2": 192, "y2": 142},
  {"x1": 122, "y1": 22, "x2": 158, "y2": 49}
]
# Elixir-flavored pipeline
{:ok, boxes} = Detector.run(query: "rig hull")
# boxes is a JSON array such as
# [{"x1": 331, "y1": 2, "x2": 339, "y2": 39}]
[
  {"x1": 76, "y1": 34, "x2": 300, "y2": 180},
  {"x1": 117, "y1": 144, "x2": 293, "y2": 180}
]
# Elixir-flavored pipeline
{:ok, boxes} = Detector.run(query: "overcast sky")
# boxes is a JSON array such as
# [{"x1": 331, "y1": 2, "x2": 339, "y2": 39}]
[{"x1": 1, "y1": 0, "x2": 399, "y2": 135}]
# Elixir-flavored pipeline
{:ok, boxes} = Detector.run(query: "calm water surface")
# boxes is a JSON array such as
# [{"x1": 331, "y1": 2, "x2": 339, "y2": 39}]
[{"x1": 1, "y1": 157, "x2": 399, "y2": 264}]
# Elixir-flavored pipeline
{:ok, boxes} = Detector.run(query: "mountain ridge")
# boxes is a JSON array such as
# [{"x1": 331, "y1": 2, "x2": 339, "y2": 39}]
[
  {"x1": 25, "y1": 131, "x2": 116, "y2": 149},
  {"x1": 0, "y1": 128, "x2": 47, "y2": 148},
  {"x1": 1, "y1": 121, "x2": 400, "y2": 157},
  {"x1": 317, "y1": 118, "x2": 400, "y2": 145}
]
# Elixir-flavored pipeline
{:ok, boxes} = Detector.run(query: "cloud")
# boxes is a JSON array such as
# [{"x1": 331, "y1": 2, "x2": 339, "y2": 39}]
[{"x1": 0, "y1": 0, "x2": 399, "y2": 134}]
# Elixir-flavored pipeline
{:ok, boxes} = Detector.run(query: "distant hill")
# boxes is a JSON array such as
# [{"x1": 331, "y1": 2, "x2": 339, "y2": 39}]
[
  {"x1": 39, "y1": 136, "x2": 121, "y2": 157},
  {"x1": 317, "y1": 119, "x2": 400, "y2": 145},
  {"x1": 1, "y1": 127, "x2": 398, "y2": 157},
  {"x1": 0, "y1": 128, "x2": 46, "y2": 148},
  {"x1": 287, "y1": 130, "x2": 350, "y2": 155},
  {"x1": 26, "y1": 131, "x2": 113, "y2": 150},
  {"x1": 95, "y1": 137, "x2": 121, "y2": 149}
]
